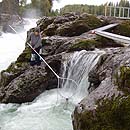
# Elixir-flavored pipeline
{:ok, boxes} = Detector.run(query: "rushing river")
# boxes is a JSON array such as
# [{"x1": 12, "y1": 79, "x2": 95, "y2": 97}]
[
  {"x1": 0, "y1": 19, "x2": 102, "y2": 130},
  {"x1": 0, "y1": 19, "x2": 37, "y2": 72}
]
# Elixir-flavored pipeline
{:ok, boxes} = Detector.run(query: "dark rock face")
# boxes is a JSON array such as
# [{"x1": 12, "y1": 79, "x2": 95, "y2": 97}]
[
  {"x1": 72, "y1": 47, "x2": 130, "y2": 130},
  {"x1": 37, "y1": 12, "x2": 103, "y2": 37},
  {"x1": 0, "y1": 13, "x2": 125, "y2": 104},
  {"x1": 0, "y1": 54, "x2": 62, "y2": 103}
]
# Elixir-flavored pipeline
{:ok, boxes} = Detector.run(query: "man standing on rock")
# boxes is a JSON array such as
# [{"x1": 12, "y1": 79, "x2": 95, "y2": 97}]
[{"x1": 26, "y1": 28, "x2": 42, "y2": 66}]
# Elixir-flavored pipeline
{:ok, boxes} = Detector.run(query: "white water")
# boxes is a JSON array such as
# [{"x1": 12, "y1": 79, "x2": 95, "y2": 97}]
[
  {"x1": 0, "y1": 19, "x2": 103, "y2": 130},
  {"x1": 0, "y1": 49, "x2": 102, "y2": 130},
  {"x1": 0, "y1": 19, "x2": 37, "y2": 72}
]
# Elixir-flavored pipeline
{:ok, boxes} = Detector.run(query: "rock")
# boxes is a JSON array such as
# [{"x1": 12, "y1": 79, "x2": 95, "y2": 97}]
[
  {"x1": 72, "y1": 47, "x2": 130, "y2": 130},
  {"x1": 97, "y1": 15, "x2": 122, "y2": 24},
  {"x1": 0, "y1": 0, "x2": 22, "y2": 33},
  {"x1": 112, "y1": 21, "x2": 130, "y2": 37},
  {"x1": 37, "y1": 16, "x2": 55, "y2": 31},
  {"x1": 0, "y1": 54, "x2": 62, "y2": 103},
  {"x1": 37, "y1": 12, "x2": 103, "y2": 37},
  {"x1": 44, "y1": 23, "x2": 58, "y2": 36},
  {"x1": 115, "y1": 66, "x2": 130, "y2": 93},
  {"x1": 56, "y1": 20, "x2": 91, "y2": 36},
  {"x1": 73, "y1": 95, "x2": 130, "y2": 130},
  {"x1": 53, "y1": 16, "x2": 69, "y2": 24}
]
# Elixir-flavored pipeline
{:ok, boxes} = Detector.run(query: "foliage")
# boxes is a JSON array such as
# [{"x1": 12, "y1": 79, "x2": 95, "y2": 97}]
[
  {"x1": 115, "y1": 66, "x2": 130, "y2": 93},
  {"x1": 60, "y1": 4, "x2": 105, "y2": 16},
  {"x1": 113, "y1": 21, "x2": 130, "y2": 37},
  {"x1": 70, "y1": 39, "x2": 99, "y2": 51},
  {"x1": 70, "y1": 36, "x2": 123, "y2": 51},
  {"x1": 59, "y1": 0, "x2": 130, "y2": 16},
  {"x1": 19, "y1": 0, "x2": 54, "y2": 16}
]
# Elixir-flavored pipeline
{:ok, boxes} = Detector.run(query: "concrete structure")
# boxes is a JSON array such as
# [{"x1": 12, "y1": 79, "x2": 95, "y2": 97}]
[
  {"x1": 105, "y1": 6, "x2": 130, "y2": 19},
  {"x1": 94, "y1": 24, "x2": 130, "y2": 45}
]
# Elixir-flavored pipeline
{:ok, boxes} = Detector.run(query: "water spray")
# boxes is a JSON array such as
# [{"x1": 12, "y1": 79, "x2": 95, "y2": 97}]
[{"x1": 9, "y1": 25, "x2": 79, "y2": 101}]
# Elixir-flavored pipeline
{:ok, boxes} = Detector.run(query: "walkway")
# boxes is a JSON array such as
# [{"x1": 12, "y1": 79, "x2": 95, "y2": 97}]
[{"x1": 93, "y1": 23, "x2": 130, "y2": 45}]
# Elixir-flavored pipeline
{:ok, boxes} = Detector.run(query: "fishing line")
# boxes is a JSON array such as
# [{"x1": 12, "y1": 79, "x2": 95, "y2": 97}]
[{"x1": 9, "y1": 25, "x2": 79, "y2": 102}]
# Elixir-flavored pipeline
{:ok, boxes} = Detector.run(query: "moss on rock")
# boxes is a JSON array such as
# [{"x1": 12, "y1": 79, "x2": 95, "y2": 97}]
[
  {"x1": 113, "y1": 21, "x2": 130, "y2": 37},
  {"x1": 16, "y1": 47, "x2": 31, "y2": 63},
  {"x1": 69, "y1": 36, "x2": 124, "y2": 51},
  {"x1": 74, "y1": 96, "x2": 130, "y2": 130},
  {"x1": 56, "y1": 15, "x2": 102, "y2": 37},
  {"x1": 70, "y1": 39, "x2": 99, "y2": 51},
  {"x1": 115, "y1": 66, "x2": 130, "y2": 93}
]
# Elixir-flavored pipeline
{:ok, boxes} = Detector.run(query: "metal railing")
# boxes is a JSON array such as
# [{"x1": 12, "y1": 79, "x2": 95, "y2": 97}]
[{"x1": 105, "y1": 6, "x2": 130, "y2": 19}]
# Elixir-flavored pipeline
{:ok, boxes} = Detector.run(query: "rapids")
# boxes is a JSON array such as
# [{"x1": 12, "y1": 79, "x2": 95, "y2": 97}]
[{"x1": 0, "y1": 19, "x2": 37, "y2": 72}]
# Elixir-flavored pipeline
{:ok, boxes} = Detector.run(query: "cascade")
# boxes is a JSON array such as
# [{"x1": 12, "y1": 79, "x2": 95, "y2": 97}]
[{"x1": 0, "y1": 50, "x2": 103, "y2": 130}]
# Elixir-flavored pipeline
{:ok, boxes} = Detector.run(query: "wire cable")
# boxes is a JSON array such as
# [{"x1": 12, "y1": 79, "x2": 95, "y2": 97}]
[{"x1": 9, "y1": 25, "x2": 79, "y2": 100}]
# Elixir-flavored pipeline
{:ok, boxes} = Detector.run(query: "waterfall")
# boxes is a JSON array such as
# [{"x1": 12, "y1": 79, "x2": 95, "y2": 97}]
[
  {"x1": 0, "y1": 50, "x2": 103, "y2": 130},
  {"x1": 59, "y1": 50, "x2": 101, "y2": 103}
]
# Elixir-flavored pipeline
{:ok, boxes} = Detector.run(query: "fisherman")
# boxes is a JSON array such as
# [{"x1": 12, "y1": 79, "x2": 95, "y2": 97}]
[{"x1": 26, "y1": 28, "x2": 42, "y2": 66}]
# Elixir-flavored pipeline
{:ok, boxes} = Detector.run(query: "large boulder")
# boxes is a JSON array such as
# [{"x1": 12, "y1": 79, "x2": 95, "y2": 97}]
[
  {"x1": 37, "y1": 16, "x2": 55, "y2": 31},
  {"x1": 113, "y1": 20, "x2": 130, "y2": 37},
  {"x1": 0, "y1": 50, "x2": 62, "y2": 103},
  {"x1": 72, "y1": 47, "x2": 130, "y2": 130},
  {"x1": 56, "y1": 20, "x2": 91, "y2": 36},
  {"x1": 37, "y1": 13, "x2": 103, "y2": 37}
]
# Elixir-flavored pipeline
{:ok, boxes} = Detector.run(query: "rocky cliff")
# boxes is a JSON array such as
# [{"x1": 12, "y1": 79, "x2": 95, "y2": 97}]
[
  {"x1": 0, "y1": 12, "x2": 129, "y2": 130},
  {"x1": 72, "y1": 47, "x2": 130, "y2": 130}
]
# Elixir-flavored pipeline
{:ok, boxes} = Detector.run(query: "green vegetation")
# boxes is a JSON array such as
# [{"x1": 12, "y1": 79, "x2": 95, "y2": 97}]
[
  {"x1": 70, "y1": 39, "x2": 99, "y2": 51},
  {"x1": 59, "y1": 0, "x2": 130, "y2": 16},
  {"x1": 19, "y1": 0, "x2": 54, "y2": 16},
  {"x1": 70, "y1": 36, "x2": 124, "y2": 51},
  {"x1": 0, "y1": 47, "x2": 31, "y2": 87},
  {"x1": 18, "y1": 0, "x2": 130, "y2": 17},
  {"x1": 16, "y1": 47, "x2": 31, "y2": 63},
  {"x1": 60, "y1": 4, "x2": 105, "y2": 16},
  {"x1": 115, "y1": 66, "x2": 130, "y2": 93},
  {"x1": 75, "y1": 96, "x2": 130, "y2": 130},
  {"x1": 113, "y1": 21, "x2": 130, "y2": 37}
]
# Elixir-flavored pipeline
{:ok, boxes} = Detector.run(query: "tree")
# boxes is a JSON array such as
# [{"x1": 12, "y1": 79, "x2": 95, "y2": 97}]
[{"x1": 31, "y1": 0, "x2": 52, "y2": 15}]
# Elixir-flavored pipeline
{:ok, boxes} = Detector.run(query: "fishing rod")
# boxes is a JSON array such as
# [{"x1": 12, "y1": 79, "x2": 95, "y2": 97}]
[{"x1": 9, "y1": 25, "x2": 79, "y2": 100}]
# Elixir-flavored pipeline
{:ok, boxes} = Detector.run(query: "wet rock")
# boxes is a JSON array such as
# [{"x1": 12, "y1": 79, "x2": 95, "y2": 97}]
[
  {"x1": 0, "y1": 54, "x2": 62, "y2": 103},
  {"x1": 37, "y1": 16, "x2": 55, "y2": 31},
  {"x1": 72, "y1": 47, "x2": 130, "y2": 130}
]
